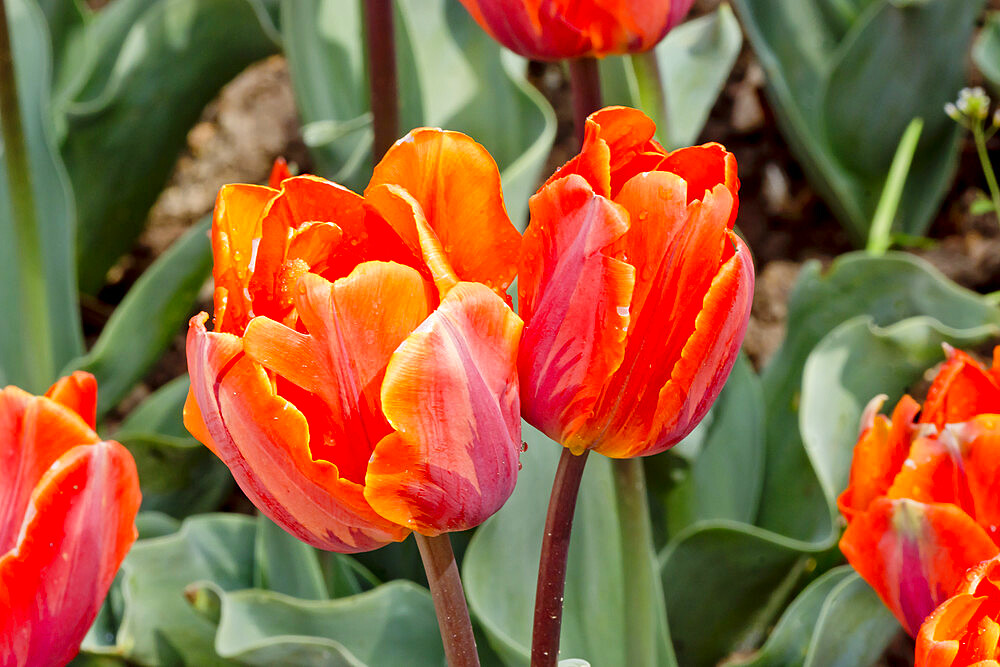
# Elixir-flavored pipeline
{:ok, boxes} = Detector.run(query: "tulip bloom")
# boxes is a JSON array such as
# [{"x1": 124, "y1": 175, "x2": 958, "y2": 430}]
[
  {"x1": 916, "y1": 554, "x2": 1000, "y2": 666},
  {"x1": 1, "y1": 372, "x2": 140, "y2": 667},
  {"x1": 517, "y1": 106, "x2": 753, "y2": 459},
  {"x1": 185, "y1": 130, "x2": 524, "y2": 553},
  {"x1": 839, "y1": 346, "x2": 1000, "y2": 636},
  {"x1": 458, "y1": 0, "x2": 696, "y2": 60}
]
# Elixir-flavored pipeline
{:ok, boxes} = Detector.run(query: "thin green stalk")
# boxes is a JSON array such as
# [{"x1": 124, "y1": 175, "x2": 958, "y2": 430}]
[
  {"x1": 866, "y1": 117, "x2": 923, "y2": 256},
  {"x1": 612, "y1": 458, "x2": 673, "y2": 667},
  {"x1": 0, "y1": 0, "x2": 54, "y2": 390},
  {"x1": 531, "y1": 448, "x2": 590, "y2": 667},
  {"x1": 631, "y1": 50, "x2": 669, "y2": 146},
  {"x1": 973, "y1": 120, "x2": 1000, "y2": 229},
  {"x1": 414, "y1": 533, "x2": 480, "y2": 667}
]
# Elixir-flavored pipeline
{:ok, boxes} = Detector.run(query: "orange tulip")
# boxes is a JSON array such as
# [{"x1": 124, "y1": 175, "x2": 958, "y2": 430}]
[
  {"x1": 517, "y1": 106, "x2": 753, "y2": 458},
  {"x1": 458, "y1": 0, "x2": 696, "y2": 60},
  {"x1": 839, "y1": 346, "x2": 1000, "y2": 636},
  {"x1": 916, "y1": 554, "x2": 1000, "y2": 666},
  {"x1": 185, "y1": 130, "x2": 524, "y2": 553},
  {"x1": 1, "y1": 372, "x2": 140, "y2": 667}
]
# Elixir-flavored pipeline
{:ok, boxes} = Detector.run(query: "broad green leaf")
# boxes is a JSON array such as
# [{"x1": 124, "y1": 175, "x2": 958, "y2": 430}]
[
  {"x1": 114, "y1": 376, "x2": 233, "y2": 518},
  {"x1": 648, "y1": 354, "x2": 765, "y2": 541},
  {"x1": 254, "y1": 515, "x2": 330, "y2": 601},
  {"x1": 730, "y1": 567, "x2": 854, "y2": 667},
  {"x1": 87, "y1": 514, "x2": 259, "y2": 665},
  {"x1": 601, "y1": 4, "x2": 743, "y2": 149},
  {"x1": 0, "y1": 0, "x2": 83, "y2": 391},
  {"x1": 464, "y1": 424, "x2": 639, "y2": 666},
  {"x1": 282, "y1": 0, "x2": 555, "y2": 229},
  {"x1": 800, "y1": 316, "x2": 998, "y2": 507},
  {"x1": 60, "y1": 0, "x2": 280, "y2": 292},
  {"x1": 974, "y1": 12, "x2": 1000, "y2": 91},
  {"x1": 70, "y1": 216, "x2": 212, "y2": 417},
  {"x1": 210, "y1": 583, "x2": 444, "y2": 666},
  {"x1": 756, "y1": 252, "x2": 1000, "y2": 543},
  {"x1": 661, "y1": 521, "x2": 829, "y2": 667},
  {"x1": 735, "y1": 0, "x2": 982, "y2": 243},
  {"x1": 802, "y1": 574, "x2": 900, "y2": 667}
]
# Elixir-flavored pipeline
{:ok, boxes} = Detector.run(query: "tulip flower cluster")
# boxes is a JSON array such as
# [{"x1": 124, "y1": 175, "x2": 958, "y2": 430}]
[
  {"x1": 839, "y1": 346, "x2": 1000, "y2": 655},
  {"x1": 1, "y1": 373, "x2": 140, "y2": 667}
]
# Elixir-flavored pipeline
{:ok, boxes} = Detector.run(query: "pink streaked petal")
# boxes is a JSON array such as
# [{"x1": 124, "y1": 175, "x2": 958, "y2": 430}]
[
  {"x1": 518, "y1": 174, "x2": 634, "y2": 452},
  {"x1": 0, "y1": 440, "x2": 139, "y2": 667},
  {"x1": 185, "y1": 314, "x2": 408, "y2": 552},
  {"x1": 365, "y1": 282, "x2": 523, "y2": 535}
]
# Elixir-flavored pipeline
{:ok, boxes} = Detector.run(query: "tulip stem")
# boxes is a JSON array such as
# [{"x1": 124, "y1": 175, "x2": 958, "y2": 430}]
[
  {"x1": 531, "y1": 448, "x2": 590, "y2": 667},
  {"x1": 363, "y1": 0, "x2": 399, "y2": 162},
  {"x1": 0, "y1": 0, "x2": 55, "y2": 392},
  {"x1": 569, "y1": 57, "x2": 603, "y2": 147},
  {"x1": 414, "y1": 533, "x2": 480, "y2": 667},
  {"x1": 613, "y1": 457, "x2": 673, "y2": 667}
]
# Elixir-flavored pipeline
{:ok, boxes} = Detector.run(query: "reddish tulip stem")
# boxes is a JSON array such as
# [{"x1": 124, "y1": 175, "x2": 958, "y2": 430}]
[
  {"x1": 363, "y1": 0, "x2": 398, "y2": 162},
  {"x1": 0, "y1": 0, "x2": 54, "y2": 392},
  {"x1": 531, "y1": 448, "x2": 590, "y2": 667},
  {"x1": 568, "y1": 57, "x2": 603, "y2": 147},
  {"x1": 414, "y1": 533, "x2": 480, "y2": 667}
]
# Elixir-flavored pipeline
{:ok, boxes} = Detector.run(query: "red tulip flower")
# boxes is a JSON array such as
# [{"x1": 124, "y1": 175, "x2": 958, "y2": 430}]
[
  {"x1": 916, "y1": 554, "x2": 1000, "y2": 666},
  {"x1": 839, "y1": 346, "x2": 1000, "y2": 636},
  {"x1": 1, "y1": 372, "x2": 141, "y2": 667},
  {"x1": 518, "y1": 106, "x2": 753, "y2": 458},
  {"x1": 185, "y1": 130, "x2": 524, "y2": 553},
  {"x1": 458, "y1": 0, "x2": 696, "y2": 60}
]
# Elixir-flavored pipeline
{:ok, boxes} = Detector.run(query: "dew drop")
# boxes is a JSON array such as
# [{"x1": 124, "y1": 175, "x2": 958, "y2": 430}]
[
  {"x1": 520, "y1": 441, "x2": 528, "y2": 452},
  {"x1": 637, "y1": 211, "x2": 649, "y2": 221}
]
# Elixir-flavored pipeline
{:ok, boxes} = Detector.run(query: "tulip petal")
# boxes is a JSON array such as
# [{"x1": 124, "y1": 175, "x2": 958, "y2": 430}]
[
  {"x1": 518, "y1": 174, "x2": 633, "y2": 452},
  {"x1": 917, "y1": 595, "x2": 980, "y2": 666},
  {"x1": 587, "y1": 181, "x2": 736, "y2": 456},
  {"x1": 366, "y1": 128, "x2": 521, "y2": 294},
  {"x1": 211, "y1": 183, "x2": 276, "y2": 334},
  {"x1": 365, "y1": 282, "x2": 523, "y2": 535},
  {"x1": 661, "y1": 144, "x2": 740, "y2": 227},
  {"x1": 44, "y1": 371, "x2": 98, "y2": 430},
  {"x1": 186, "y1": 314, "x2": 408, "y2": 552},
  {"x1": 0, "y1": 440, "x2": 139, "y2": 667},
  {"x1": 0, "y1": 389, "x2": 99, "y2": 553},
  {"x1": 922, "y1": 347, "x2": 1000, "y2": 429},
  {"x1": 838, "y1": 395, "x2": 921, "y2": 520},
  {"x1": 268, "y1": 157, "x2": 292, "y2": 189},
  {"x1": 243, "y1": 265, "x2": 434, "y2": 484},
  {"x1": 840, "y1": 498, "x2": 999, "y2": 636}
]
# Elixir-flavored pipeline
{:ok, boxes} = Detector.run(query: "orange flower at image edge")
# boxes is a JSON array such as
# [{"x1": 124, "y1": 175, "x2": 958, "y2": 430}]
[
  {"x1": 458, "y1": 0, "x2": 696, "y2": 60},
  {"x1": 185, "y1": 129, "x2": 524, "y2": 553},
  {"x1": 917, "y1": 554, "x2": 1000, "y2": 666},
  {"x1": 1, "y1": 372, "x2": 140, "y2": 667},
  {"x1": 839, "y1": 347, "x2": 1000, "y2": 636},
  {"x1": 518, "y1": 106, "x2": 753, "y2": 458}
]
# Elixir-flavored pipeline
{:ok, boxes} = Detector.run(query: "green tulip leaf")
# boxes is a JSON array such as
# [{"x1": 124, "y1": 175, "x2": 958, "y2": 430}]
[
  {"x1": 114, "y1": 376, "x2": 233, "y2": 518},
  {"x1": 60, "y1": 0, "x2": 281, "y2": 292},
  {"x1": 974, "y1": 12, "x2": 1000, "y2": 91},
  {"x1": 0, "y1": 0, "x2": 83, "y2": 391},
  {"x1": 209, "y1": 582, "x2": 444, "y2": 666},
  {"x1": 729, "y1": 566, "x2": 899, "y2": 667},
  {"x1": 800, "y1": 316, "x2": 998, "y2": 508},
  {"x1": 647, "y1": 354, "x2": 765, "y2": 542},
  {"x1": 70, "y1": 215, "x2": 212, "y2": 418},
  {"x1": 282, "y1": 0, "x2": 555, "y2": 229},
  {"x1": 464, "y1": 423, "x2": 670, "y2": 666},
  {"x1": 601, "y1": 4, "x2": 743, "y2": 149},
  {"x1": 661, "y1": 521, "x2": 830, "y2": 667},
  {"x1": 735, "y1": 0, "x2": 983, "y2": 243},
  {"x1": 757, "y1": 252, "x2": 1000, "y2": 543}
]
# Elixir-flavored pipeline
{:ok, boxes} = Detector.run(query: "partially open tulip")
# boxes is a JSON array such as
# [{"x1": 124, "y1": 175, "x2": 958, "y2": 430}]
[
  {"x1": 518, "y1": 106, "x2": 753, "y2": 459},
  {"x1": 839, "y1": 346, "x2": 1000, "y2": 636},
  {"x1": 916, "y1": 553, "x2": 1000, "y2": 666},
  {"x1": 458, "y1": 0, "x2": 696, "y2": 60},
  {"x1": 185, "y1": 131, "x2": 524, "y2": 553},
  {"x1": 1, "y1": 372, "x2": 140, "y2": 667}
]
